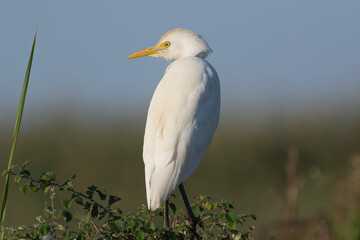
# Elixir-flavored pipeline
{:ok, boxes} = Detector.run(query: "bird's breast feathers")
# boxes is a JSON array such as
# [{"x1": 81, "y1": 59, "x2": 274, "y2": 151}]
[
  {"x1": 143, "y1": 57, "x2": 219, "y2": 163},
  {"x1": 143, "y1": 57, "x2": 220, "y2": 209}
]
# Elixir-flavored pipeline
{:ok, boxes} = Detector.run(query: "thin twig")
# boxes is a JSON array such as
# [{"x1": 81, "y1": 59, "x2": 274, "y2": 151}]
[
  {"x1": 91, "y1": 218, "x2": 104, "y2": 238},
  {"x1": 50, "y1": 188, "x2": 56, "y2": 237},
  {"x1": 209, "y1": 222, "x2": 216, "y2": 232}
]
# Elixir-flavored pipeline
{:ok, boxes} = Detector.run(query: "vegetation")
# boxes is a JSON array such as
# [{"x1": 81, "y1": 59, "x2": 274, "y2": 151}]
[{"x1": 2, "y1": 163, "x2": 255, "y2": 239}]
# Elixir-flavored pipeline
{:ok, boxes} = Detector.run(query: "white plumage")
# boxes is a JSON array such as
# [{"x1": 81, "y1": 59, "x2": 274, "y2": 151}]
[{"x1": 128, "y1": 29, "x2": 220, "y2": 211}]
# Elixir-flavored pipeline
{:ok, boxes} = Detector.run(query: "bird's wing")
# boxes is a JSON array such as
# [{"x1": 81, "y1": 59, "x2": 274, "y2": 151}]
[{"x1": 143, "y1": 57, "x2": 220, "y2": 210}]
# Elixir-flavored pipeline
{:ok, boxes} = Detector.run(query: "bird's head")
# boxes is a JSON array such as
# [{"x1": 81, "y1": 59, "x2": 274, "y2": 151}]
[{"x1": 128, "y1": 29, "x2": 212, "y2": 61}]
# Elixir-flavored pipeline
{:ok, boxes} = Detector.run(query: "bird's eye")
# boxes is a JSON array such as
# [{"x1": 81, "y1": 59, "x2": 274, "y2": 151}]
[{"x1": 164, "y1": 41, "x2": 171, "y2": 47}]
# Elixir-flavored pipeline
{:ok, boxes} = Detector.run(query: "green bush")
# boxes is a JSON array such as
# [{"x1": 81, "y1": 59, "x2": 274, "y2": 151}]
[{"x1": 3, "y1": 163, "x2": 255, "y2": 240}]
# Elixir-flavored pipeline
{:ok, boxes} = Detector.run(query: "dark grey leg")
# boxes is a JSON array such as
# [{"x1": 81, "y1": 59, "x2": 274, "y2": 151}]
[
  {"x1": 164, "y1": 199, "x2": 170, "y2": 229},
  {"x1": 179, "y1": 183, "x2": 200, "y2": 227}
]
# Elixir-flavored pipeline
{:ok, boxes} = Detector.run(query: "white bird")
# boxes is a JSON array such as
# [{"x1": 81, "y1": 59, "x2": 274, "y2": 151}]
[{"x1": 128, "y1": 29, "x2": 220, "y2": 229}]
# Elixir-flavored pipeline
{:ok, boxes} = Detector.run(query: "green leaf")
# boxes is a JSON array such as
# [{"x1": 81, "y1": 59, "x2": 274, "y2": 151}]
[
  {"x1": 21, "y1": 160, "x2": 32, "y2": 169},
  {"x1": 28, "y1": 183, "x2": 37, "y2": 192},
  {"x1": 223, "y1": 201, "x2": 234, "y2": 209},
  {"x1": 84, "y1": 202, "x2": 91, "y2": 210},
  {"x1": 229, "y1": 212, "x2": 237, "y2": 220},
  {"x1": 64, "y1": 230, "x2": 71, "y2": 238},
  {"x1": 66, "y1": 181, "x2": 74, "y2": 189},
  {"x1": 191, "y1": 205, "x2": 200, "y2": 216},
  {"x1": 91, "y1": 204, "x2": 98, "y2": 218},
  {"x1": 2, "y1": 170, "x2": 8, "y2": 177},
  {"x1": 169, "y1": 203, "x2": 176, "y2": 213},
  {"x1": 45, "y1": 207, "x2": 53, "y2": 216},
  {"x1": 134, "y1": 229, "x2": 145, "y2": 240},
  {"x1": 116, "y1": 208, "x2": 123, "y2": 215},
  {"x1": 45, "y1": 171, "x2": 56, "y2": 181},
  {"x1": 149, "y1": 222, "x2": 156, "y2": 231},
  {"x1": 129, "y1": 221, "x2": 136, "y2": 233},
  {"x1": 214, "y1": 201, "x2": 221, "y2": 209},
  {"x1": 63, "y1": 210, "x2": 72, "y2": 222},
  {"x1": 209, "y1": 215, "x2": 217, "y2": 222},
  {"x1": 82, "y1": 225, "x2": 91, "y2": 236},
  {"x1": 19, "y1": 170, "x2": 30, "y2": 177},
  {"x1": 225, "y1": 212, "x2": 235, "y2": 223},
  {"x1": 17, "y1": 231, "x2": 27, "y2": 238},
  {"x1": 176, "y1": 225, "x2": 188, "y2": 231},
  {"x1": 14, "y1": 174, "x2": 22, "y2": 183},
  {"x1": 108, "y1": 195, "x2": 121, "y2": 207},
  {"x1": 86, "y1": 185, "x2": 97, "y2": 198},
  {"x1": 54, "y1": 210, "x2": 61, "y2": 218},
  {"x1": 95, "y1": 187, "x2": 106, "y2": 200},
  {"x1": 19, "y1": 185, "x2": 27, "y2": 193},
  {"x1": 251, "y1": 214, "x2": 257, "y2": 220},
  {"x1": 98, "y1": 210, "x2": 107, "y2": 220},
  {"x1": 62, "y1": 199, "x2": 72, "y2": 208},
  {"x1": 200, "y1": 195, "x2": 208, "y2": 200},
  {"x1": 203, "y1": 231, "x2": 214, "y2": 239},
  {"x1": 54, "y1": 224, "x2": 65, "y2": 231},
  {"x1": 74, "y1": 196, "x2": 84, "y2": 205},
  {"x1": 39, "y1": 223, "x2": 50, "y2": 236},
  {"x1": 228, "y1": 220, "x2": 236, "y2": 230},
  {"x1": 205, "y1": 201, "x2": 213, "y2": 210}
]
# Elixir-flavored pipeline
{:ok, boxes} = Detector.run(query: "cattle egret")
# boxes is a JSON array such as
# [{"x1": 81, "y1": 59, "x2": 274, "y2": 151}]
[{"x1": 128, "y1": 29, "x2": 220, "y2": 229}]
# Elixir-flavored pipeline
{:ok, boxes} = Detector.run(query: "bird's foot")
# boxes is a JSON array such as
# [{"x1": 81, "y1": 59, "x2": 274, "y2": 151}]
[
  {"x1": 190, "y1": 216, "x2": 202, "y2": 229},
  {"x1": 164, "y1": 226, "x2": 171, "y2": 231},
  {"x1": 188, "y1": 217, "x2": 202, "y2": 240},
  {"x1": 164, "y1": 220, "x2": 171, "y2": 231},
  {"x1": 188, "y1": 216, "x2": 203, "y2": 239}
]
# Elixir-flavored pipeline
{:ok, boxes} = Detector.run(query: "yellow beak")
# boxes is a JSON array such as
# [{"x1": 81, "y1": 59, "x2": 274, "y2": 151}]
[
  {"x1": 128, "y1": 42, "x2": 170, "y2": 59},
  {"x1": 128, "y1": 46, "x2": 160, "y2": 59}
]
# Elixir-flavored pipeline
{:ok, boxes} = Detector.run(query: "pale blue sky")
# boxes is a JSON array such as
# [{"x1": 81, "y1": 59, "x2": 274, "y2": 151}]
[{"x1": 1, "y1": 1, "x2": 360, "y2": 121}]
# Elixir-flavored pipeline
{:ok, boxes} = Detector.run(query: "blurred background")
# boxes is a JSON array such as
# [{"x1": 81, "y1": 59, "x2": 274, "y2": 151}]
[{"x1": 1, "y1": 1, "x2": 360, "y2": 239}]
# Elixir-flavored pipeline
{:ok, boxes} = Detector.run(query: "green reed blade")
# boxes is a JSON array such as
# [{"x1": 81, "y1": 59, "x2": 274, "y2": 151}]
[{"x1": 0, "y1": 26, "x2": 37, "y2": 239}]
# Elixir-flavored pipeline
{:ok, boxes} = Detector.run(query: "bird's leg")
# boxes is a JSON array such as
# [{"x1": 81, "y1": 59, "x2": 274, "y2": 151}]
[
  {"x1": 178, "y1": 183, "x2": 201, "y2": 228},
  {"x1": 164, "y1": 200, "x2": 170, "y2": 230}
]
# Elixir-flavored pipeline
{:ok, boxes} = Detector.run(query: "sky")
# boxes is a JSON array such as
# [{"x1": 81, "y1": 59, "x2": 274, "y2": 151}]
[{"x1": 0, "y1": 1, "x2": 360, "y2": 122}]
